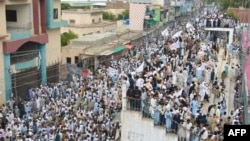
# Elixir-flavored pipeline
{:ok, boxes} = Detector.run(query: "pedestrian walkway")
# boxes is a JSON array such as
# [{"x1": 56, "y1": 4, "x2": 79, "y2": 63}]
[{"x1": 202, "y1": 47, "x2": 237, "y2": 115}]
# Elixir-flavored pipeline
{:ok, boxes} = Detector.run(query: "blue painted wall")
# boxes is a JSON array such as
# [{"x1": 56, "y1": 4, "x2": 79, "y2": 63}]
[
  {"x1": 15, "y1": 58, "x2": 36, "y2": 70},
  {"x1": 10, "y1": 31, "x2": 31, "y2": 40},
  {"x1": 46, "y1": 0, "x2": 67, "y2": 29},
  {"x1": 4, "y1": 54, "x2": 11, "y2": 101},
  {"x1": 39, "y1": 44, "x2": 47, "y2": 84}
]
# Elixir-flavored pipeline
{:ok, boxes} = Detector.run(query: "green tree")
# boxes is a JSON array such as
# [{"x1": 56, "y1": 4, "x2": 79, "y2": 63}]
[
  {"x1": 220, "y1": 0, "x2": 250, "y2": 11},
  {"x1": 117, "y1": 10, "x2": 129, "y2": 20},
  {"x1": 71, "y1": 5, "x2": 91, "y2": 9},
  {"x1": 61, "y1": 30, "x2": 78, "y2": 46},
  {"x1": 82, "y1": 5, "x2": 91, "y2": 9},
  {"x1": 102, "y1": 11, "x2": 116, "y2": 20},
  {"x1": 103, "y1": 11, "x2": 110, "y2": 19},
  {"x1": 226, "y1": 11, "x2": 237, "y2": 20},
  {"x1": 109, "y1": 12, "x2": 116, "y2": 20},
  {"x1": 61, "y1": 3, "x2": 71, "y2": 10}
]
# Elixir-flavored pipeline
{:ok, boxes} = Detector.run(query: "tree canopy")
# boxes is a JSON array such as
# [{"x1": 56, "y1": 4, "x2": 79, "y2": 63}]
[
  {"x1": 103, "y1": 10, "x2": 130, "y2": 21},
  {"x1": 61, "y1": 3, "x2": 71, "y2": 10},
  {"x1": 61, "y1": 3, "x2": 91, "y2": 10},
  {"x1": 61, "y1": 30, "x2": 78, "y2": 46},
  {"x1": 205, "y1": 0, "x2": 250, "y2": 11},
  {"x1": 117, "y1": 10, "x2": 129, "y2": 20},
  {"x1": 103, "y1": 11, "x2": 116, "y2": 21}
]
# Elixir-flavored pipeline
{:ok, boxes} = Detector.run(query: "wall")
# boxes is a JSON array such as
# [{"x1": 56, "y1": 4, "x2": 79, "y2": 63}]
[
  {"x1": 106, "y1": 1, "x2": 129, "y2": 9},
  {"x1": 6, "y1": 4, "x2": 31, "y2": 30},
  {"x1": 62, "y1": 12, "x2": 81, "y2": 25},
  {"x1": 61, "y1": 47, "x2": 83, "y2": 64},
  {"x1": 121, "y1": 110, "x2": 178, "y2": 141},
  {"x1": 46, "y1": 29, "x2": 61, "y2": 65},
  {"x1": 54, "y1": 0, "x2": 62, "y2": 20},
  {"x1": 152, "y1": 0, "x2": 164, "y2": 7},
  {"x1": 0, "y1": 3, "x2": 7, "y2": 35},
  {"x1": 61, "y1": 23, "x2": 116, "y2": 36},
  {"x1": 0, "y1": 40, "x2": 6, "y2": 105},
  {"x1": 5, "y1": 0, "x2": 31, "y2": 5},
  {"x1": 62, "y1": 11, "x2": 103, "y2": 25}
]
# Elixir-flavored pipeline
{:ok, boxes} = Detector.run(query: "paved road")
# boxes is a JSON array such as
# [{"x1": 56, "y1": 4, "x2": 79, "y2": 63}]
[{"x1": 202, "y1": 47, "x2": 236, "y2": 115}]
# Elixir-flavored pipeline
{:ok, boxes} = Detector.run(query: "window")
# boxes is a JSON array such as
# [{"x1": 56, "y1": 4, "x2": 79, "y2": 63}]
[
  {"x1": 6, "y1": 10, "x2": 17, "y2": 22},
  {"x1": 53, "y1": 8, "x2": 58, "y2": 19},
  {"x1": 66, "y1": 57, "x2": 71, "y2": 64},
  {"x1": 92, "y1": 19, "x2": 95, "y2": 23},
  {"x1": 74, "y1": 56, "x2": 79, "y2": 64},
  {"x1": 69, "y1": 19, "x2": 75, "y2": 24}
]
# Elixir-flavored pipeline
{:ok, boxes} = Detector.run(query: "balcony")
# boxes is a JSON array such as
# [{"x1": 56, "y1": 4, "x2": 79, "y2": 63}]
[
  {"x1": 7, "y1": 23, "x2": 32, "y2": 40},
  {"x1": 6, "y1": 4, "x2": 32, "y2": 40}
]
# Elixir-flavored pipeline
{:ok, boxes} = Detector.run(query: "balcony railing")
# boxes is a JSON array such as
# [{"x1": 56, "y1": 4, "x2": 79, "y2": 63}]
[
  {"x1": 7, "y1": 23, "x2": 32, "y2": 40},
  {"x1": 7, "y1": 23, "x2": 32, "y2": 33},
  {"x1": 10, "y1": 50, "x2": 39, "y2": 65}
]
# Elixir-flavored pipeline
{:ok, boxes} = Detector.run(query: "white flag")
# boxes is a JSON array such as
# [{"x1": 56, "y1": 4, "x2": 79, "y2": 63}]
[{"x1": 136, "y1": 61, "x2": 144, "y2": 73}]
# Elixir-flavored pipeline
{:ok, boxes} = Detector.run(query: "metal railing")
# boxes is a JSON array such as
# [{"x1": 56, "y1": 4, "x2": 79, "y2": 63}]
[
  {"x1": 10, "y1": 50, "x2": 39, "y2": 65},
  {"x1": 239, "y1": 26, "x2": 250, "y2": 124},
  {"x1": 125, "y1": 97, "x2": 211, "y2": 141}
]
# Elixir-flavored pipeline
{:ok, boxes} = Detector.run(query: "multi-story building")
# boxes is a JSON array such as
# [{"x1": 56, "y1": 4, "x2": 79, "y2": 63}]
[{"x1": 0, "y1": 0, "x2": 67, "y2": 104}]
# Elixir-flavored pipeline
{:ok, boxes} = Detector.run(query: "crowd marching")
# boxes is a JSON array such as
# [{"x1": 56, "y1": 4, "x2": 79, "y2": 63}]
[{"x1": 0, "y1": 6, "x2": 245, "y2": 141}]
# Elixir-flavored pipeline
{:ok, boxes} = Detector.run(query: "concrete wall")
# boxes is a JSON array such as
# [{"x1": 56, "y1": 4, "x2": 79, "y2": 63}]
[
  {"x1": 106, "y1": 1, "x2": 129, "y2": 9},
  {"x1": 46, "y1": 29, "x2": 61, "y2": 65},
  {"x1": 61, "y1": 47, "x2": 84, "y2": 64},
  {"x1": 0, "y1": 40, "x2": 6, "y2": 105},
  {"x1": 6, "y1": 4, "x2": 31, "y2": 29},
  {"x1": 54, "y1": 0, "x2": 62, "y2": 20},
  {"x1": 121, "y1": 110, "x2": 178, "y2": 141},
  {"x1": 61, "y1": 23, "x2": 116, "y2": 35},
  {"x1": 62, "y1": 10, "x2": 103, "y2": 25},
  {"x1": 152, "y1": 0, "x2": 165, "y2": 7},
  {"x1": 0, "y1": 1, "x2": 5, "y2": 104},
  {"x1": 0, "y1": 3, "x2": 7, "y2": 35}
]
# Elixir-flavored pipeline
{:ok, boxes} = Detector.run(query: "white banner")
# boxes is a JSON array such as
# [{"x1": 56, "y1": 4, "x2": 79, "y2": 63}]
[
  {"x1": 108, "y1": 67, "x2": 118, "y2": 77},
  {"x1": 169, "y1": 42, "x2": 178, "y2": 50},
  {"x1": 136, "y1": 61, "x2": 144, "y2": 73}
]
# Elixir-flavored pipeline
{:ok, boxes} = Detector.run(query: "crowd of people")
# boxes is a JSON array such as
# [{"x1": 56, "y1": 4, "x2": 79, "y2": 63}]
[
  {"x1": 0, "y1": 6, "x2": 245, "y2": 141},
  {"x1": 124, "y1": 7, "x2": 245, "y2": 141},
  {"x1": 196, "y1": 7, "x2": 237, "y2": 29}
]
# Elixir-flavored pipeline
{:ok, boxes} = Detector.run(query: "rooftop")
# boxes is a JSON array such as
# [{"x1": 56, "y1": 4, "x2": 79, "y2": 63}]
[
  {"x1": 73, "y1": 32, "x2": 116, "y2": 44},
  {"x1": 62, "y1": 9, "x2": 104, "y2": 14},
  {"x1": 64, "y1": 26, "x2": 142, "y2": 55},
  {"x1": 67, "y1": 20, "x2": 116, "y2": 28}
]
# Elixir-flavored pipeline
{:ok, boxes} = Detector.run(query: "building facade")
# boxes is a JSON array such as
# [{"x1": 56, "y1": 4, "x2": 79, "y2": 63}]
[
  {"x1": 0, "y1": 0, "x2": 67, "y2": 103},
  {"x1": 61, "y1": 9, "x2": 117, "y2": 35}
]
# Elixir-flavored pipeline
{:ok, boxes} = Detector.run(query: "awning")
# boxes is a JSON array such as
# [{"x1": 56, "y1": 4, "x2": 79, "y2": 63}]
[
  {"x1": 125, "y1": 44, "x2": 133, "y2": 49},
  {"x1": 99, "y1": 50, "x2": 113, "y2": 56},
  {"x1": 146, "y1": 19, "x2": 157, "y2": 25},
  {"x1": 112, "y1": 45, "x2": 126, "y2": 53}
]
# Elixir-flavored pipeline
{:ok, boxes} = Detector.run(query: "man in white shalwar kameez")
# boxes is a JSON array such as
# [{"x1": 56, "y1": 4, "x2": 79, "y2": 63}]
[
  {"x1": 199, "y1": 82, "x2": 207, "y2": 101},
  {"x1": 172, "y1": 70, "x2": 177, "y2": 85},
  {"x1": 184, "y1": 119, "x2": 192, "y2": 141},
  {"x1": 204, "y1": 68, "x2": 211, "y2": 83},
  {"x1": 200, "y1": 127, "x2": 208, "y2": 140}
]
